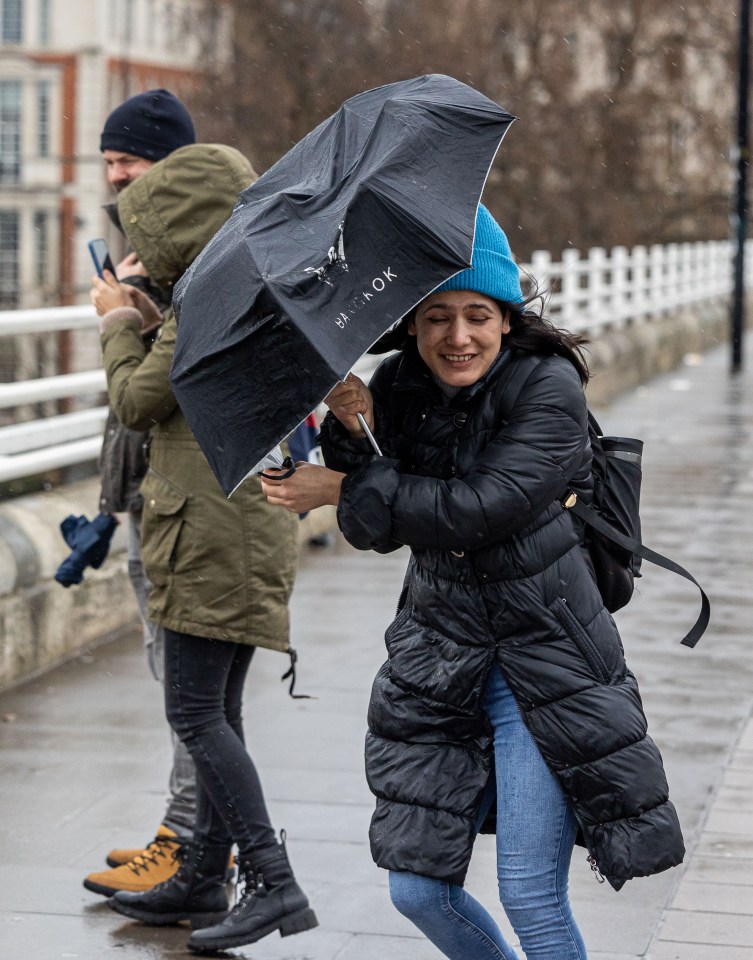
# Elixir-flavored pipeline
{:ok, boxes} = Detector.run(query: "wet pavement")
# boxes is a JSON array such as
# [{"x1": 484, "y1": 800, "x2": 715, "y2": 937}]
[{"x1": 1, "y1": 336, "x2": 752, "y2": 960}]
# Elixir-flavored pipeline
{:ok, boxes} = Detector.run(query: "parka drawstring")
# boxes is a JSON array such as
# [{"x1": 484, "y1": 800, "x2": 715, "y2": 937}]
[{"x1": 280, "y1": 647, "x2": 314, "y2": 700}]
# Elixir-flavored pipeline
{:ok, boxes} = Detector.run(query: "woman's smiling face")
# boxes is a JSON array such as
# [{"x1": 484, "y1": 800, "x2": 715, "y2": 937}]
[{"x1": 408, "y1": 290, "x2": 510, "y2": 387}]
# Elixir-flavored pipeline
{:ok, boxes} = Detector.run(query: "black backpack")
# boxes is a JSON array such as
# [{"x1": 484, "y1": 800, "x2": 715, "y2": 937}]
[{"x1": 500, "y1": 354, "x2": 709, "y2": 648}]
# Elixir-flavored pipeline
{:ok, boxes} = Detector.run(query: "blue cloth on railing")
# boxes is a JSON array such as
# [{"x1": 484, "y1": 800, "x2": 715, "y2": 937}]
[
  {"x1": 287, "y1": 414, "x2": 319, "y2": 463},
  {"x1": 54, "y1": 512, "x2": 119, "y2": 587}
]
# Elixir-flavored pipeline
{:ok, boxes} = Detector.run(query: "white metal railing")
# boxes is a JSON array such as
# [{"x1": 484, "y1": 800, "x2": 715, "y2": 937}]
[
  {"x1": 527, "y1": 240, "x2": 738, "y2": 333},
  {"x1": 0, "y1": 370, "x2": 106, "y2": 407},
  {"x1": 0, "y1": 304, "x2": 99, "y2": 337},
  {"x1": 0, "y1": 239, "x2": 748, "y2": 486},
  {"x1": 0, "y1": 407, "x2": 108, "y2": 453},
  {"x1": 0, "y1": 303, "x2": 106, "y2": 483}
]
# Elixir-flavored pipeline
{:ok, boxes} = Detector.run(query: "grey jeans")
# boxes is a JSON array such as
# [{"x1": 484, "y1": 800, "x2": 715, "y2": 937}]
[{"x1": 127, "y1": 510, "x2": 196, "y2": 837}]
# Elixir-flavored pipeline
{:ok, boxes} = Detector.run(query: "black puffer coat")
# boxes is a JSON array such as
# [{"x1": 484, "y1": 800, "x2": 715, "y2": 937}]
[{"x1": 320, "y1": 343, "x2": 684, "y2": 892}]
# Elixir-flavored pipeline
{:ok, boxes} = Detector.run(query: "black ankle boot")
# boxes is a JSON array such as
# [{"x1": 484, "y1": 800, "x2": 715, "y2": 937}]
[
  {"x1": 187, "y1": 832, "x2": 317, "y2": 953},
  {"x1": 109, "y1": 840, "x2": 230, "y2": 928}
]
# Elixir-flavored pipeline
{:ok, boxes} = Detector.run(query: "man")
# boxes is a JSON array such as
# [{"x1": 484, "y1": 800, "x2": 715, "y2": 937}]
[
  {"x1": 101, "y1": 87, "x2": 196, "y2": 191},
  {"x1": 83, "y1": 89, "x2": 200, "y2": 900}
]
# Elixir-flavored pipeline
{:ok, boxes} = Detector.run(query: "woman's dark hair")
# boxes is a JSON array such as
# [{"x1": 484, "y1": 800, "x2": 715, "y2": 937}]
[
  {"x1": 502, "y1": 283, "x2": 591, "y2": 385},
  {"x1": 368, "y1": 282, "x2": 591, "y2": 385}
]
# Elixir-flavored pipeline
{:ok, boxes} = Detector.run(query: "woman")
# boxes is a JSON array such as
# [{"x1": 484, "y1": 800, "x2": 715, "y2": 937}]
[
  {"x1": 261, "y1": 205, "x2": 684, "y2": 959},
  {"x1": 91, "y1": 143, "x2": 317, "y2": 954}
]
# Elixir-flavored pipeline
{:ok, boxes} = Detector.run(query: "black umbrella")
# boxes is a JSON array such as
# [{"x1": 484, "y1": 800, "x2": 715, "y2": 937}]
[{"x1": 171, "y1": 74, "x2": 515, "y2": 495}]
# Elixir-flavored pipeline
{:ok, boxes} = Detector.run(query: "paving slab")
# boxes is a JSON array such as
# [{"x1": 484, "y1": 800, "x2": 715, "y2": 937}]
[
  {"x1": 650, "y1": 943, "x2": 753, "y2": 960},
  {"x1": 656, "y1": 909, "x2": 753, "y2": 947},
  {"x1": 682, "y1": 854, "x2": 753, "y2": 886},
  {"x1": 670, "y1": 879, "x2": 753, "y2": 914}
]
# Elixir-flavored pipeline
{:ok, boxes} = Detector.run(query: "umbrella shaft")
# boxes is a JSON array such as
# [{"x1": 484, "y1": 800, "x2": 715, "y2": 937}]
[{"x1": 357, "y1": 413, "x2": 382, "y2": 456}]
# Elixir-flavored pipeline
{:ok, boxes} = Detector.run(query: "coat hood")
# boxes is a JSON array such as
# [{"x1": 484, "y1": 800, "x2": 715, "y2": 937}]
[{"x1": 116, "y1": 143, "x2": 257, "y2": 289}]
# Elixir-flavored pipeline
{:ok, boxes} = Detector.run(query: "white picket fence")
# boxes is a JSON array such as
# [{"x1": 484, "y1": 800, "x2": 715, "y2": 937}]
[{"x1": 0, "y1": 240, "x2": 747, "y2": 485}]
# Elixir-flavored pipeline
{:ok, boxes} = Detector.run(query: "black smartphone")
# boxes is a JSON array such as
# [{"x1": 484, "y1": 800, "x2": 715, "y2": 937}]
[{"x1": 88, "y1": 238, "x2": 117, "y2": 279}]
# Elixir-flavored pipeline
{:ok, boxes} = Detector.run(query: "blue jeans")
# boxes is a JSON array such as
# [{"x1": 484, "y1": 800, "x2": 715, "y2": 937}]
[{"x1": 389, "y1": 663, "x2": 587, "y2": 960}]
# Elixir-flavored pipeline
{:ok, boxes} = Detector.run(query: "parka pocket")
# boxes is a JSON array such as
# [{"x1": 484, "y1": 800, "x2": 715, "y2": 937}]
[
  {"x1": 139, "y1": 470, "x2": 188, "y2": 587},
  {"x1": 551, "y1": 597, "x2": 611, "y2": 684}
]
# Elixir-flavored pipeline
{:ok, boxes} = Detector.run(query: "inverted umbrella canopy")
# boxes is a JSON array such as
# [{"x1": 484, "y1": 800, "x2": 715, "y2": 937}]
[{"x1": 171, "y1": 74, "x2": 515, "y2": 495}]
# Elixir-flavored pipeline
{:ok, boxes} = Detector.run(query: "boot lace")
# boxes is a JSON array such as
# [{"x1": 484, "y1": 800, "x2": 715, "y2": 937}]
[
  {"x1": 125, "y1": 834, "x2": 181, "y2": 876},
  {"x1": 230, "y1": 860, "x2": 265, "y2": 915}
]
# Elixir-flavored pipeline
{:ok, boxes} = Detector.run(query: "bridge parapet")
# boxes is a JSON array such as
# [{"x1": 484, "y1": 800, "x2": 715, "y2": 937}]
[{"x1": 0, "y1": 239, "x2": 747, "y2": 690}]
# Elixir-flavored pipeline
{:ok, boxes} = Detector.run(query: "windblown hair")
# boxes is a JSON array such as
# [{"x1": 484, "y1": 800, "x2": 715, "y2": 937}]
[{"x1": 502, "y1": 288, "x2": 591, "y2": 385}]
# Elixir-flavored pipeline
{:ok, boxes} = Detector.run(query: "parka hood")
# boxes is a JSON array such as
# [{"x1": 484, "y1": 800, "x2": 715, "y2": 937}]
[{"x1": 116, "y1": 143, "x2": 256, "y2": 289}]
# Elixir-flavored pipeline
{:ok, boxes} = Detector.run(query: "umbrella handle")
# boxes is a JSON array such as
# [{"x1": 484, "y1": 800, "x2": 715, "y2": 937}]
[
  {"x1": 357, "y1": 413, "x2": 382, "y2": 456},
  {"x1": 259, "y1": 456, "x2": 297, "y2": 480}
]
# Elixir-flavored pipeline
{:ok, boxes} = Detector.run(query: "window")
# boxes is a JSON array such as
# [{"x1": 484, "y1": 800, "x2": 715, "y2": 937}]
[
  {"x1": 38, "y1": 0, "x2": 50, "y2": 45},
  {"x1": 124, "y1": 0, "x2": 135, "y2": 43},
  {"x1": 145, "y1": 0, "x2": 154, "y2": 47},
  {"x1": 0, "y1": 81, "x2": 22, "y2": 183},
  {"x1": 1, "y1": 0, "x2": 23, "y2": 42},
  {"x1": 33, "y1": 210, "x2": 48, "y2": 288},
  {"x1": 165, "y1": 0, "x2": 174, "y2": 47},
  {"x1": 0, "y1": 210, "x2": 20, "y2": 308},
  {"x1": 37, "y1": 80, "x2": 50, "y2": 157}
]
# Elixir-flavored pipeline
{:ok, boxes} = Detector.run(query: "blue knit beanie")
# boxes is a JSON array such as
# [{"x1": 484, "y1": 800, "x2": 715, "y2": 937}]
[
  {"x1": 100, "y1": 88, "x2": 196, "y2": 161},
  {"x1": 434, "y1": 204, "x2": 523, "y2": 305}
]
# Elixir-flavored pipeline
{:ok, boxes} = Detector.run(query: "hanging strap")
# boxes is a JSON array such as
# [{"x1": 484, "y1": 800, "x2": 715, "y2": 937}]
[
  {"x1": 562, "y1": 493, "x2": 710, "y2": 648},
  {"x1": 280, "y1": 647, "x2": 316, "y2": 699},
  {"x1": 259, "y1": 456, "x2": 297, "y2": 481}
]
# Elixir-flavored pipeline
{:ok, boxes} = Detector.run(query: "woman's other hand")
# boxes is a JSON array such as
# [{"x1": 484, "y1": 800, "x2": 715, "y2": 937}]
[
  {"x1": 91, "y1": 272, "x2": 162, "y2": 335},
  {"x1": 260, "y1": 462, "x2": 344, "y2": 514},
  {"x1": 325, "y1": 373, "x2": 374, "y2": 437},
  {"x1": 127, "y1": 286, "x2": 163, "y2": 335},
  {"x1": 90, "y1": 271, "x2": 130, "y2": 317}
]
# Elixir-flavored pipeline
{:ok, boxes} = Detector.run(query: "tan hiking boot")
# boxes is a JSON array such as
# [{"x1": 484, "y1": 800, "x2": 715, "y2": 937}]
[
  {"x1": 106, "y1": 824, "x2": 178, "y2": 868},
  {"x1": 84, "y1": 826, "x2": 183, "y2": 897}
]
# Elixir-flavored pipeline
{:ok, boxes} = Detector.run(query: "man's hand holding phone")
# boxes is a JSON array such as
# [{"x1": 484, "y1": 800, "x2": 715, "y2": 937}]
[{"x1": 116, "y1": 251, "x2": 148, "y2": 279}]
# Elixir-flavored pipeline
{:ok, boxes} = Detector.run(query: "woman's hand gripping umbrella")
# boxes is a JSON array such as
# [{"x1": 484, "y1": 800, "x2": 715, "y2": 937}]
[{"x1": 260, "y1": 374, "x2": 375, "y2": 512}]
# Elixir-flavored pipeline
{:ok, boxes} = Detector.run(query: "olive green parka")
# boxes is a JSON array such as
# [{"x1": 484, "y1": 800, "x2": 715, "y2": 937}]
[{"x1": 100, "y1": 144, "x2": 298, "y2": 651}]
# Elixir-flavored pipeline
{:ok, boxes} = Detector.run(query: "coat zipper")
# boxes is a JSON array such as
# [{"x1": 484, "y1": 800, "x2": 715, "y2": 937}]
[
  {"x1": 587, "y1": 854, "x2": 606, "y2": 883},
  {"x1": 552, "y1": 597, "x2": 608, "y2": 883},
  {"x1": 568, "y1": 801, "x2": 606, "y2": 884}
]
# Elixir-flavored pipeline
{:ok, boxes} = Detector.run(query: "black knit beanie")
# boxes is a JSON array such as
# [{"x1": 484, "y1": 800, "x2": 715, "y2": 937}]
[{"x1": 100, "y1": 88, "x2": 196, "y2": 161}]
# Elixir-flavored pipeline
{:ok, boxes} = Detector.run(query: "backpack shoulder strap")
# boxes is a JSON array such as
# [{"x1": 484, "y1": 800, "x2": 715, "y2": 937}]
[
  {"x1": 502, "y1": 354, "x2": 710, "y2": 648},
  {"x1": 564, "y1": 495, "x2": 710, "y2": 648}
]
